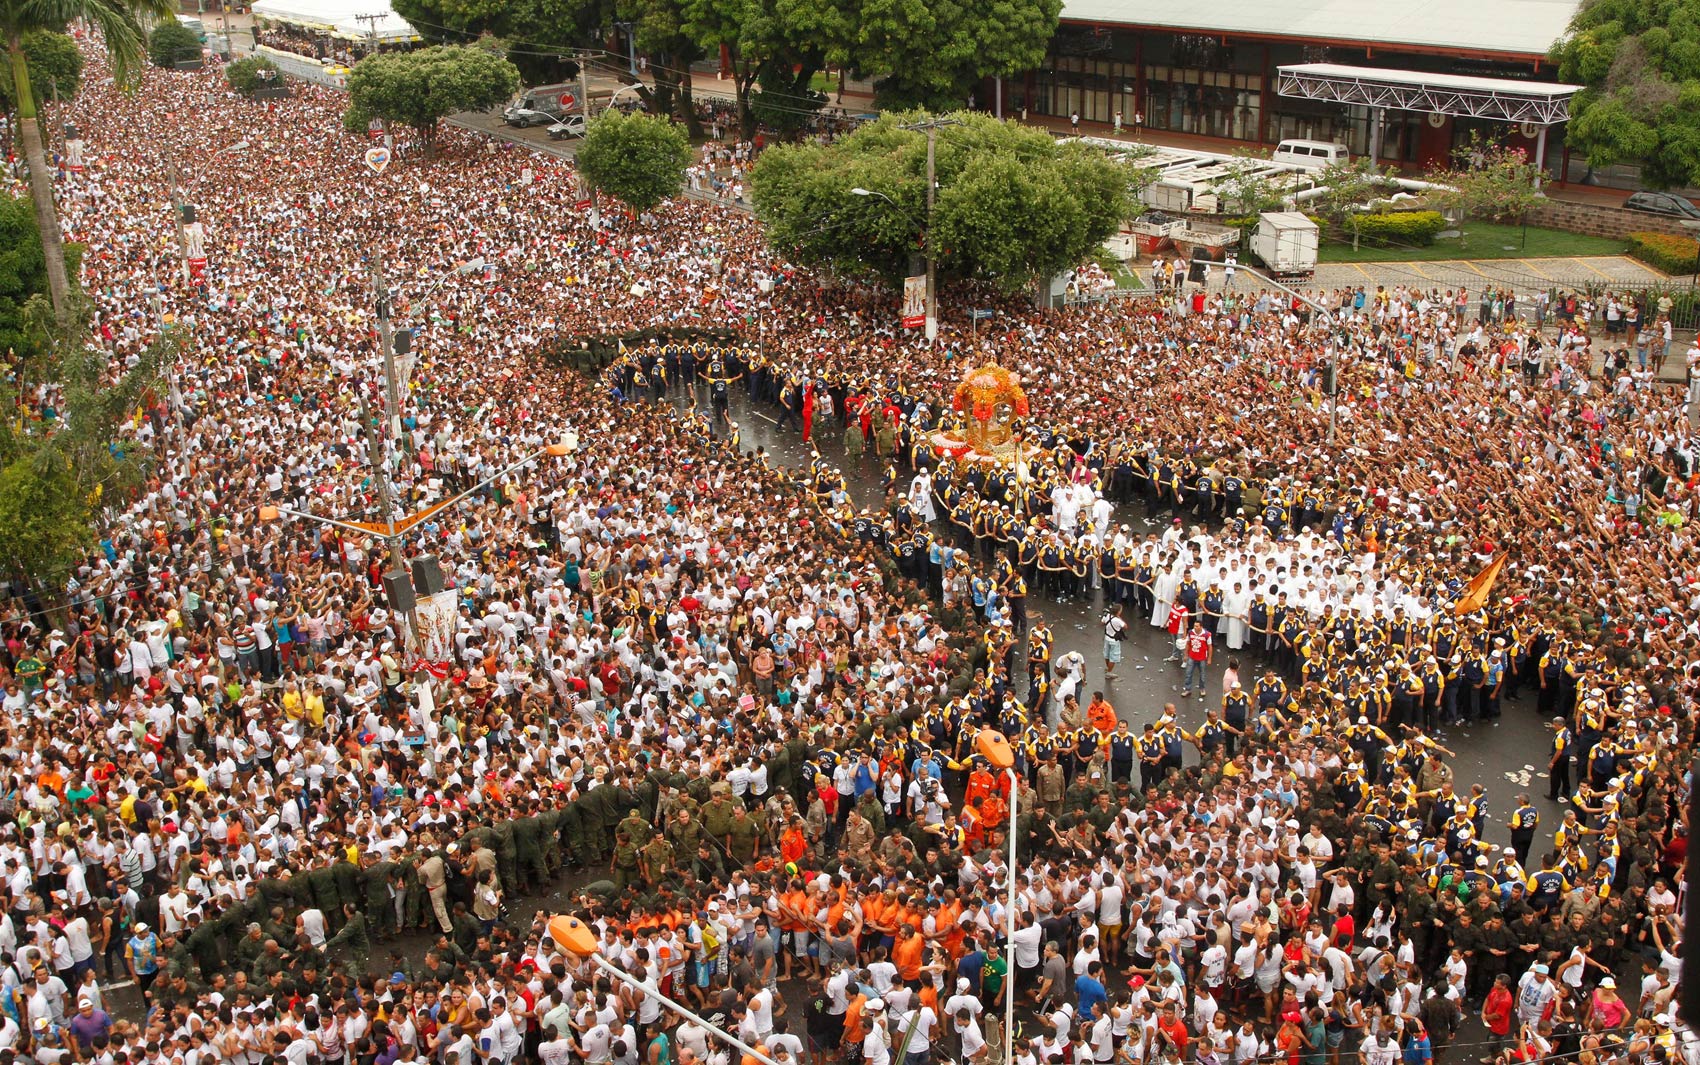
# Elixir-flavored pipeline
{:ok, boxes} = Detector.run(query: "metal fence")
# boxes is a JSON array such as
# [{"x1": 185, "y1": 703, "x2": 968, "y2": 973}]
[{"x1": 1062, "y1": 286, "x2": 1145, "y2": 306}]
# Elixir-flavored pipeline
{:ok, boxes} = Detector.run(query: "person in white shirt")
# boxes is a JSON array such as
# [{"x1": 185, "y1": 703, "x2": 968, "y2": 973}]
[
  {"x1": 158, "y1": 885, "x2": 191, "y2": 936},
  {"x1": 746, "y1": 986, "x2": 775, "y2": 1042},
  {"x1": 953, "y1": 1008, "x2": 988, "y2": 1063},
  {"x1": 1200, "y1": 942, "x2": 1228, "y2": 992},
  {"x1": 487, "y1": 1000, "x2": 522, "y2": 1065},
  {"x1": 861, "y1": 1002, "x2": 891, "y2": 1065},
  {"x1": 1011, "y1": 916, "x2": 1044, "y2": 987},
  {"x1": 1088, "y1": 1002, "x2": 1115, "y2": 1064},
  {"x1": 894, "y1": 1003, "x2": 936, "y2": 1064},
  {"x1": 538, "y1": 1032, "x2": 575, "y2": 1065},
  {"x1": 577, "y1": 1021, "x2": 614, "y2": 1065}
]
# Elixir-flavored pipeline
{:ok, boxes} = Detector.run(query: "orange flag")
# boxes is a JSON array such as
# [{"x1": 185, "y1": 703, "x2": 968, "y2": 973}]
[{"x1": 1454, "y1": 554, "x2": 1508, "y2": 616}]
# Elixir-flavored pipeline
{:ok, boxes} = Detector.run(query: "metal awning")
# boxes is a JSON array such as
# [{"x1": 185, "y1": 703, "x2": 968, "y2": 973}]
[{"x1": 1275, "y1": 64, "x2": 1582, "y2": 126}]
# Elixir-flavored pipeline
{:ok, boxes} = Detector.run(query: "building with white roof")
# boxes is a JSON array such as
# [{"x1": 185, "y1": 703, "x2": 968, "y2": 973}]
[{"x1": 1006, "y1": 0, "x2": 1583, "y2": 168}]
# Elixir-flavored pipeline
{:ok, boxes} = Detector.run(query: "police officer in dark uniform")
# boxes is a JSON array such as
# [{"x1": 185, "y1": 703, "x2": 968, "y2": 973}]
[
  {"x1": 1221, "y1": 471, "x2": 1243, "y2": 521},
  {"x1": 1508, "y1": 794, "x2": 1539, "y2": 865},
  {"x1": 703, "y1": 355, "x2": 741, "y2": 429}
]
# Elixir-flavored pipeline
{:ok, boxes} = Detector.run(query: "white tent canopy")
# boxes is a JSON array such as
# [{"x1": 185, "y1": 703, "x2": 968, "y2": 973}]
[{"x1": 250, "y1": 0, "x2": 420, "y2": 41}]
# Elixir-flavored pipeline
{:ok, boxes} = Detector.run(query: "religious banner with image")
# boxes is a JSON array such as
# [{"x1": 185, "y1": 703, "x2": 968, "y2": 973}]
[
  {"x1": 901, "y1": 274, "x2": 926, "y2": 329},
  {"x1": 413, "y1": 589, "x2": 459, "y2": 663}
]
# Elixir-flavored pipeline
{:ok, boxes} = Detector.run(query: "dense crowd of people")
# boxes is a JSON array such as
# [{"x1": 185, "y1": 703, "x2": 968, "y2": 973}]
[{"x1": 0, "y1": 38, "x2": 1694, "y2": 1065}]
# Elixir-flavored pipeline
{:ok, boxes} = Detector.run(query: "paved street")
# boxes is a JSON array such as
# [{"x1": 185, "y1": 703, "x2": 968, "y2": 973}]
[{"x1": 658, "y1": 388, "x2": 1570, "y2": 865}]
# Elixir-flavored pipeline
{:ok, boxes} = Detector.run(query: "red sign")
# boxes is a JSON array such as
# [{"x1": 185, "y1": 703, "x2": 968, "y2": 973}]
[
  {"x1": 576, "y1": 198, "x2": 593, "y2": 210},
  {"x1": 558, "y1": 92, "x2": 577, "y2": 110}
]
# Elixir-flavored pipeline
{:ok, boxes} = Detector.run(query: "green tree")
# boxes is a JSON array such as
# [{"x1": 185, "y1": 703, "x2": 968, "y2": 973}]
[
  {"x1": 752, "y1": 111, "x2": 1130, "y2": 292},
  {"x1": 1426, "y1": 137, "x2": 1543, "y2": 232},
  {"x1": 223, "y1": 54, "x2": 279, "y2": 96},
  {"x1": 749, "y1": 62, "x2": 823, "y2": 138},
  {"x1": 681, "y1": 0, "x2": 833, "y2": 139},
  {"x1": 1214, "y1": 154, "x2": 1291, "y2": 218},
  {"x1": 576, "y1": 109, "x2": 693, "y2": 211},
  {"x1": 1550, "y1": 0, "x2": 1700, "y2": 188},
  {"x1": 388, "y1": 0, "x2": 604, "y2": 86},
  {"x1": 1, "y1": 0, "x2": 173, "y2": 316},
  {"x1": 857, "y1": 0, "x2": 1062, "y2": 111},
  {"x1": 0, "y1": 191, "x2": 81, "y2": 361},
  {"x1": 345, "y1": 45, "x2": 520, "y2": 157},
  {"x1": 1307, "y1": 157, "x2": 1396, "y2": 249},
  {"x1": 618, "y1": 0, "x2": 706, "y2": 136},
  {"x1": 0, "y1": 294, "x2": 166, "y2": 599},
  {"x1": 147, "y1": 21, "x2": 201, "y2": 68},
  {"x1": 0, "y1": 31, "x2": 81, "y2": 112}
]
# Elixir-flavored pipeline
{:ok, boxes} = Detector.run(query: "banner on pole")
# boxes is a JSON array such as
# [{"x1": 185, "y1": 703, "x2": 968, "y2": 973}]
[
  {"x1": 901, "y1": 274, "x2": 926, "y2": 329},
  {"x1": 413, "y1": 590, "x2": 459, "y2": 661},
  {"x1": 184, "y1": 220, "x2": 206, "y2": 262}
]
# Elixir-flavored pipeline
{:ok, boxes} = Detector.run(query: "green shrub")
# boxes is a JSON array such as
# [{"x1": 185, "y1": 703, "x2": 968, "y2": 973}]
[
  {"x1": 224, "y1": 55, "x2": 279, "y2": 96},
  {"x1": 148, "y1": 22, "x2": 202, "y2": 68},
  {"x1": 1342, "y1": 210, "x2": 1447, "y2": 247},
  {"x1": 1626, "y1": 230, "x2": 1700, "y2": 274}
]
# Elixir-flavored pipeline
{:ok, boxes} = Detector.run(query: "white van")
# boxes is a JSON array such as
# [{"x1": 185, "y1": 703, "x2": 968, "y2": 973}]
[{"x1": 1272, "y1": 139, "x2": 1350, "y2": 168}]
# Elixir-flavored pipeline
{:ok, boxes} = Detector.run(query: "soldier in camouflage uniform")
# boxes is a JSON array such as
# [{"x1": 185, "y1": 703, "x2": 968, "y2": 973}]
[{"x1": 324, "y1": 903, "x2": 371, "y2": 977}]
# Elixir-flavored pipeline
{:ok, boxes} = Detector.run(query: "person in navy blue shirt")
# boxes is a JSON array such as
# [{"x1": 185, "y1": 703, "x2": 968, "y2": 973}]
[{"x1": 956, "y1": 941, "x2": 986, "y2": 997}]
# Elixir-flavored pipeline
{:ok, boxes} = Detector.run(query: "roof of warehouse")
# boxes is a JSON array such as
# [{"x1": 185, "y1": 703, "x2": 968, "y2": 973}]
[{"x1": 1058, "y1": 0, "x2": 1580, "y2": 58}]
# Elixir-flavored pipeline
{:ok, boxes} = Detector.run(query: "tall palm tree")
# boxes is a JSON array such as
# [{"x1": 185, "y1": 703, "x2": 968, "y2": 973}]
[{"x1": 2, "y1": 0, "x2": 172, "y2": 316}]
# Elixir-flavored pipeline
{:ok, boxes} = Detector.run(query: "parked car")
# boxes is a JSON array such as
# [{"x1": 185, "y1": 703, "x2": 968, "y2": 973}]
[
  {"x1": 503, "y1": 107, "x2": 558, "y2": 128},
  {"x1": 546, "y1": 115, "x2": 587, "y2": 140},
  {"x1": 1624, "y1": 191, "x2": 1700, "y2": 219}
]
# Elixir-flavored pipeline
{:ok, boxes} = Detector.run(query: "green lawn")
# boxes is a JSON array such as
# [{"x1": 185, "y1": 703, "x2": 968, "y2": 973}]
[
  {"x1": 1090, "y1": 249, "x2": 1145, "y2": 289},
  {"x1": 1317, "y1": 221, "x2": 1627, "y2": 263}
]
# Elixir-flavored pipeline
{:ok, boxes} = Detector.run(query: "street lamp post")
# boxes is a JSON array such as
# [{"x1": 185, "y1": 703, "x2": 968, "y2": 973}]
[
  {"x1": 903, "y1": 117, "x2": 957, "y2": 342},
  {"x1": 756, "y1": 275, "x2": 773, "y2": 357},
  {"x1": 613, "y1": 21, "x2": 638, "y2": 78},
  {"x1": 848, "y1": 118, "x2": 956, "y2": 342},
  {"x1": 974, "y1": 728, "x2": 1019, "y2": 1065},
  {"x1": 259, "y1": 440, "x2": 574, "y2": 648},
  {"x1": 548, "y1": 915, "x2": 779, "y2": 1065},
  {"x1": 849, "y1": 186, "x2": 936, "y2": 340},
  {"x1": 167, "y1": 140, "x2": 249, "y2": 284}
]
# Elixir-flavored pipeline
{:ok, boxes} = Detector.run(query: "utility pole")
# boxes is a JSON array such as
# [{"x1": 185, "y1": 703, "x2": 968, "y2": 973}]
[
  {"x1": 899, "y1": 117, "x2": 958, "y2": 342},
  {"x1": 220, "y1": 0, "x2": 232, "y2": 56},
  {"x1": 925, "y1": 124, "x2": 937, "y2": 342},
  {"x1": 369, "y1": 251, "x2": 417, "y2": 652},
  {"x1": 149, "y1": 289, "x2": 183, "y2": 414},
  {"x1": 577, "y1": 51, "x2": 600, "y2": 225},
  {"x1": 353, "y1": 12, "x2": 384, "y2": 56},
  {"x1": 166, "y1": 160, "x2": 190, "y2": 285}
]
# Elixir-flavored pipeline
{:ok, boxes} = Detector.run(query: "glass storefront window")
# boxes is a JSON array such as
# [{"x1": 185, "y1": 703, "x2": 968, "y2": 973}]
[
  {"x1": 1036, "y1": 53, "x2": 1141, "y2": 126},
  {"x1": 1144, "y1": 66, "x2": 1260, "y2": 140}
]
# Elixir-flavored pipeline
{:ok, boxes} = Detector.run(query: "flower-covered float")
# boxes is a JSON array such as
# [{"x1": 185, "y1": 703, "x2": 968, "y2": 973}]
[{"x1": 930, "y1": 363, "x2": 1039, "y2": 465}]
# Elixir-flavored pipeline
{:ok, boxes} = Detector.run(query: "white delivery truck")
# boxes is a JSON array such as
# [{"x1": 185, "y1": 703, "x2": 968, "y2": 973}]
[{"x1": 1249, "y1": 211, "x2": 1318, "y2": 278}]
